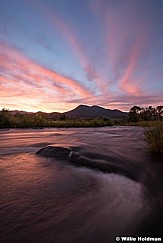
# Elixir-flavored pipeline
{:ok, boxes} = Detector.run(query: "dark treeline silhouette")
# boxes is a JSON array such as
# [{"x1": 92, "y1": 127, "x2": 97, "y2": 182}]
[
  {"x1": 128, "y1": 105, "x2": 163, "y2": 122},
  {"x1": 0, "y1": 108, "x2": 113, "y2": 128},
  {"x1": 0, "y1": 106, "x2": 162, "y2": 128}
]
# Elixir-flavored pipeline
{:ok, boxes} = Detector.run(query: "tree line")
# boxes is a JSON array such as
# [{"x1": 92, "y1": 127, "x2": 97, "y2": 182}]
[
  {"x1": 0, "y1": 108, "x2": 113, "y2": 128},
  {"x1": 0, "y1": 106, "x2": 162, "y2": 128},
  {"x1": 128, "y1": 105, "x2": 163, "y2": 122}
]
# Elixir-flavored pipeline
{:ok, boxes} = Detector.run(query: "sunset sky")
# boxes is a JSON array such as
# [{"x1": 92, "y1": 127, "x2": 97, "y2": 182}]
[{"x1": 0, "y1": 0, "x2": 163, "y2": 112}]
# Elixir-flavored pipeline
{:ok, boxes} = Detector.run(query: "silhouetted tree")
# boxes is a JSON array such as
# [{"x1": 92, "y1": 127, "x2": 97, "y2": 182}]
[
  {"x1": 0, "y1": 108, "x2": 10, "y2": 127},
  {"x1": 128, "y1": 106, "x2": 142, "y2": 122},
  {"x1": 128, "y1": 105, "x2": 163, "y2": 122},
  {"x1": 156, "y1": 106, "x2": 163, "y2": 120}
]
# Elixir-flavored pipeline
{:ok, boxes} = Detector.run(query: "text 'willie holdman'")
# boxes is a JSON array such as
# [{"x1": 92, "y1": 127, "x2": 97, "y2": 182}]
[{"x1": 117, "y1": 236, "x2": 162, "y2": 241}]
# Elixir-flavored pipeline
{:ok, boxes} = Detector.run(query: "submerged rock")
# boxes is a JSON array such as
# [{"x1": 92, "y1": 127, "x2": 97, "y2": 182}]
[
  {"x1": 36, "y1": 146, "x2": 72, "y2": 160},
  {"x1": 36, "y1": 145, "x2": 123, "y2": 175}
]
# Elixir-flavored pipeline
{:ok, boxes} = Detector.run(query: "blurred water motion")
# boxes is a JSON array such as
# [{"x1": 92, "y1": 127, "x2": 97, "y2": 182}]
[{"x1": 0, "y1": 127, "x2": 162, "y2": 242}]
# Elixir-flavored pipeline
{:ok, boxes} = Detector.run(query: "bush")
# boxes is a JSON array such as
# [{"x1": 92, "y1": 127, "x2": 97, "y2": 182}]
[{"x1": 144, "y1": 122, "x2": 163, "y2": 153}]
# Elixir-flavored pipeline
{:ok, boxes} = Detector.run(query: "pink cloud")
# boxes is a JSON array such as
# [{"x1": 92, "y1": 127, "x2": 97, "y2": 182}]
[
  {"x1": 118, "y1": 27, "x2": 147, "y2": 95},
  {"x1": 38, "y1": 4, "x2": 108, "y2": 93},
  {"x1": 0, "y1": 42, "x2": 94, "y2": 112},
  {"x1": 0, "y1": 42, "x2": 92, "y2": 96},
  {"x1": 91, "y1": 1, "x2": 148, "y2": 96}
]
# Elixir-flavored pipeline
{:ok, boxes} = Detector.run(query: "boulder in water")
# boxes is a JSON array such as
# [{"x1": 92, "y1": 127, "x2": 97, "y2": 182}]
[
  {"x1": 36, "y1": 145, "x2": 121, "y2": 174},
  {"x1": 36, "y1": 146, "x2": 72, "y2": 160}
]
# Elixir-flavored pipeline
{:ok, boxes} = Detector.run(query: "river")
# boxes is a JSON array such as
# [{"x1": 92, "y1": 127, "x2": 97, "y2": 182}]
[{"x1": 0, "y1": 127, "x2": 162, "y2": 242}]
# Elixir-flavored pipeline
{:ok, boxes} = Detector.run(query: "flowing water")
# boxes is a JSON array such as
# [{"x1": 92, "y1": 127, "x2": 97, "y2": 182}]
[{"x1": 0, "y1": 127, "x2": 163, "y2": 242}]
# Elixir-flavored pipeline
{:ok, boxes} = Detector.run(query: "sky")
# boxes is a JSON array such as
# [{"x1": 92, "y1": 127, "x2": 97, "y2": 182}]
[{"x1": 0, "y1": 0, "x2": 163, "y2": 112}]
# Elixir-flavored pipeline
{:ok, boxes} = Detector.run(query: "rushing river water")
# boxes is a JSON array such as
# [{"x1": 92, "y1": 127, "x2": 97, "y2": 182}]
[{"x1": 0, "y1": 127, "x2": 163, "y2": 242}]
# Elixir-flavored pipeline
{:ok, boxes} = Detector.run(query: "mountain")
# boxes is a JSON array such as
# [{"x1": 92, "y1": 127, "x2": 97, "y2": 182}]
[
  {"x1": 64, "y1": 105, "x2": 127, "y2": 118},
  {"x1": 7, "y1": 105, "x2": 127, "y2": 119}
]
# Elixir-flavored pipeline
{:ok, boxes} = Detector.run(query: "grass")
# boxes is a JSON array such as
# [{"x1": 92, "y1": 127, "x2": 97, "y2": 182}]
[
  {"x1": 144, "y1": 121, "x2": 163, "y2": 154},
  {"x1": 0, "y1": 111, "x2": 114, "y2": 128}
]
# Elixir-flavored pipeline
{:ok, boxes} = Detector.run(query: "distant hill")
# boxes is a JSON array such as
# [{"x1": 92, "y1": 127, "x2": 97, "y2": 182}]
[
  {"x1": 10, "y1": 110, "x2": 33, "y2": 115},
  {"x1": 64, "y1": 105, "x2": 127, "y2": 118},
  {"x1": 8, "y1": 105, "x2": 127, "y2": 119}
]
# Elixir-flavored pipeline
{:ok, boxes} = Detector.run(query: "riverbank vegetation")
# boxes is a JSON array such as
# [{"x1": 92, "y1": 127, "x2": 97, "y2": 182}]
[
  {"x1": 144, "y1": 122, "x2": 163, "y2": 154},
  {"x1": 0, "y1": 105, "x2": 162, "y2": 128},
  {"x1": 127, "y1": 105, "x2": 163, "y2": 154},
  {"x1": 0, "y1": 108, "x2": 113, "y2": 128},
  {"x1": 128, "y1": 105, "x2": 163, "y2": 122}
]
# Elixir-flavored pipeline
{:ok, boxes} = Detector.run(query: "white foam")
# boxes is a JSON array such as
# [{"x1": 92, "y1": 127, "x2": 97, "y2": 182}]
[{"x1": 73, "y1": 168, "x2": 149, "y2": 237}]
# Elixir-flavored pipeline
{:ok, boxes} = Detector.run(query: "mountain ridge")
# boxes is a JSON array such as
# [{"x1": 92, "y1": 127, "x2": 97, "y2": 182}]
[
  {"x1": 8, "y1": 105, "x2": 127, "y2": 118},
  {"x1": 64, "y1": 105, "x2": 127, "y2": 118}
]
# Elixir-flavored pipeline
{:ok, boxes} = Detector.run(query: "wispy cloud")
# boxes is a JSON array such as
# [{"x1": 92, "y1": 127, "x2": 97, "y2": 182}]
[
  {"x1": 0, "y1": 0, "x2": 162, "y2": 112},
  {"x1": 38, "y1": 2, "x2": 108, "y2": 93},
  {"x1": 91, "y1": 0, "x2": 151, "y2": 96},
  {"x1": 67, "y1": 92, "x2": 163, "y2": 111},
  {"x1": 0, "y1": 41, "x2": 93, "y2": 111}
]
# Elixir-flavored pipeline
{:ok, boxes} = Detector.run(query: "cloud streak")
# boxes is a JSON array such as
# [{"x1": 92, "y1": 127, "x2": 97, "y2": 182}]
[
  {"x1": 0, "y1": 0, "x2": 162, "y2": 112},
  {"x1": 38, "y1": 2, "x2": 108, "y2": 93},
  {"x1": 91, "y1": 0, "x2": 154, "y2": 96},
  {"x1": 0, "y1": 42, "x2": 93, "y2": 111}
]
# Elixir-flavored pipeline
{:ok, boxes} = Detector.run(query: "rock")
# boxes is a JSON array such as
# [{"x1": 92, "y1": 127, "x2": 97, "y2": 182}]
[
  {"x1": 36, "y1": 145, "x2": 120, "y2": 174},
  {"x1": 36, "y1": 146, "x2": 72, "y2": 160}
]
